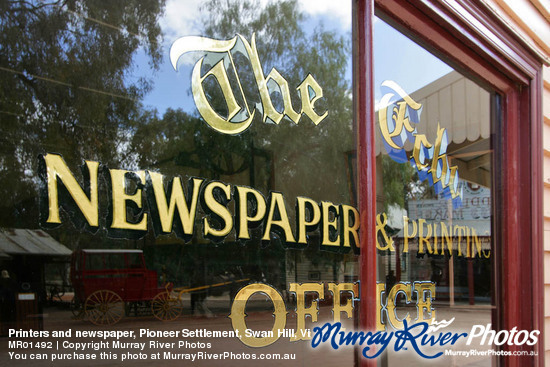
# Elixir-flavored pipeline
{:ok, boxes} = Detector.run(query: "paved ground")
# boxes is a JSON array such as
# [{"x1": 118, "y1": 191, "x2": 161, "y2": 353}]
[{"x1": 0, "y1": 294, "x2": 495, "y2": 367}]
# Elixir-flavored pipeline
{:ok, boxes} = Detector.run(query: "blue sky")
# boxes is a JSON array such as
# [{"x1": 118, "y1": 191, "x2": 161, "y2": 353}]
[
  {"x1": 374, "y1": 17, "x2": 453, "y2": 105},
  {"x1": 129, "y1": 2, "x2": 453, "y2": 117}
]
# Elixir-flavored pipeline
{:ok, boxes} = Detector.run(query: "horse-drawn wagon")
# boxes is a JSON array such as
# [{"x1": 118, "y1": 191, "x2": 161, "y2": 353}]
[{"x1": 70, "y1": 249, "x2": 249, "y2": 325}]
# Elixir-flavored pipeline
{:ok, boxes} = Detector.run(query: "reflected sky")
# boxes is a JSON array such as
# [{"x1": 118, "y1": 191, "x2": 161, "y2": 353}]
[
  {"x1": 374, "y1": 17, "x2": 452, "y2": 105},
  {"x1": 131, "y1": 0, "x2": 353, "y2": 115},
  {"x1": 132, "y1": 8, "x2": 452, "y2": 117}
]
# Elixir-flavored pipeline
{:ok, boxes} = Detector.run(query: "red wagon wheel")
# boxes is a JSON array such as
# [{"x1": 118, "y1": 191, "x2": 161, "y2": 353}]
[
  {"x1": 151, "y1": 292, "x2": 182, "y2": 321},
  {"x1": 84, "y1": 290, "x2": 125, "y2": 325}
]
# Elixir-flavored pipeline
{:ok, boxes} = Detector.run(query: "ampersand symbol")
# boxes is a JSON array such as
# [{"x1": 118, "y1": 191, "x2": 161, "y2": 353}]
[{"x1": 376, "y1": 213, "x2": 395, "y2": 251}]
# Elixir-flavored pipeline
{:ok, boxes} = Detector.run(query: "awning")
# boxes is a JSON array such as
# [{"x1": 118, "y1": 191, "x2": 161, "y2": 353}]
[
  {"x1": 376, "y1": 71, "x2": 492, "y2": 187},
  {"x1": 0, "y1": 229, "x2": 71, "y2": 256}
]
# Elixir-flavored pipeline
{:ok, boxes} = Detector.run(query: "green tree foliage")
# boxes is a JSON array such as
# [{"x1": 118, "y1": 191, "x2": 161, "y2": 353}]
[
  {"x1": 141, "y1": 0, "x2": 353, "y2": 203},
  {"x1": 125, "y1": 0, "x2": 354, "y2": 285},
  {"x1": 380, "y1": 154, "x2": 430, "y2": 213},
  {"x1": 0, "y1": 0, "x2": 165, "y2": 227}
]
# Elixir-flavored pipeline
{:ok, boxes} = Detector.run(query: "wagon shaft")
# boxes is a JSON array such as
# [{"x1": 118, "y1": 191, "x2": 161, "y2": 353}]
[{"x1": 175, "y1": 278, "x2": 250, "y2": 294}]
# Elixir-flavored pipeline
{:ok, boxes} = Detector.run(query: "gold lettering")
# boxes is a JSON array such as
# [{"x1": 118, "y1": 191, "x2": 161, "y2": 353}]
[
  {"x1": 235, "y1": 186, "x2": 266, "y2": 240},
  {"x1": 465, "y1": 226, "x2": 472, "y2": 258},
  {"x1": 410, "y1": 134, "x2": 433, "y2": 171},
  {"x1": 376, "y1": 213, "x2": 394, "y2": 251},
  {"x1": 403, "y1": 216, "x2": 417, "y2": 253},
  {"x1": 171, "y1": 34, "x2": 327, "y2": 134},
  {"x1": 266, "y1": 68, "x2": 301, "y2": 123},
  {"x1": 263, "y1": 192, "x2": 296, "y2": 243},
  {"x1": 296, "y1": 197, "x2": 321, "y2": 244},
  {"x1": 415, "y1": 282, "x2": 436, "y2": 324},
  {"x1": 471, "y1": 228, "x2": 483, "y2": 258},
  {"x1": 449, "y1": 166, "x2": 460, "y2": 198},
  {"x1": 340, "y1": 205, "x2": 360, "y2": 250},
  {"x1": 376, "y1": 282, "x2": 386, "y2": 331},
  {"x1": 191, "y1": 58, "x2": 254, "y2": 134},
  {"x1": 43, "y1": 153, "x2": 99, "y2": 227},
  {"x1": 429, "y1": 125, "x2": 449, "y2": 185},
  {"x1": 378, "y1": 81, "x2": 422, "y2": 150},
  {"x1": 371, "y1": 216, "x2": 489, "y2": 259},
  {"x1": 378, "y1": 82, "x2": 462, "y2": 204},
  {"x1": 289, "y1": 283, "x2": 323, "y2": 341},
  {"x1": 148, "y1": 172, "x2": 202, "y2": 235},
  {"x1": 321, "y1": 202, "x2": 340, "y2": 247},
  {"x1": 229, "y1": 283, "x2": 287, "y2": 347},
  {"x1": 440, "y1": 221, "x2": 453, "y2": 256},
  {"x1": 203, "y1": 182, "x2": 233, "y2": 238},
  {"x1": 110, "y1": 170, "x2": 147, "y2": 230},
  {"x1": 328, "y1": 283, "x2": 357, "y2": 323},
  {"x1": 297, "y1": 74, "x2": 327, "y2": 125},
  {"x1": 386, "y1": 283, "x2": 412, "y2": 329},
  {"x1": 433, "y1": 223, "x2": 439, "y2": 255},
  {"x1": 171, "y1": 35, "x2": 254, "y2": 134},
  {"x1": 238, "y1": 34, "x2": 283, "y2": 124},
  {"x1": 454, "y1": 225, "x2": 465, "y2": 257},
  {"x1": 418, "y1": 219, "x2": 433, "y2": 254}
]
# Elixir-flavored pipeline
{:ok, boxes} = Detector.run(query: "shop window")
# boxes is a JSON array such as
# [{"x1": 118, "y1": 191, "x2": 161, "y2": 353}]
[
  {"x1": 374, "y1": 16, "x2": 494, "y2": 365},
  {"x1": 0, "y1": 0, "x2": 358, "y2": 365},
  {"x1": 0, "y1": 0, "x2": 543, "y2": 365}
]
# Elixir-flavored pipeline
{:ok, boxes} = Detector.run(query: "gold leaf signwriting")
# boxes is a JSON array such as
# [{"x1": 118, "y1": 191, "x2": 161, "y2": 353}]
[
  {"x1": 170, "y1": 34, "x2": 327, "y2": 134},
  {"x1": 378, "y1": 81, "x2": 462, "y2": 203}
]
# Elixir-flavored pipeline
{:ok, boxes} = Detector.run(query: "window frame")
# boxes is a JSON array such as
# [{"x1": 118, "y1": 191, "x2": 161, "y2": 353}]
[{"x1": 357, "y1": 0, "x2": 544, "y2": 366}]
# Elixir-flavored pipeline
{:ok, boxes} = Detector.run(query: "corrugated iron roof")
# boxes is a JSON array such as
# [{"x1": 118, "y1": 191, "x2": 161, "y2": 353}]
[
  {"x1": 81, "y1": 249, "x2": 142, "y2": 253},
  {"x1": 0, "y1": 229, "x2": 71, "y2": 256},
  {"x1": 375, "y1": 71, "x2": 491, "y2": 155}
]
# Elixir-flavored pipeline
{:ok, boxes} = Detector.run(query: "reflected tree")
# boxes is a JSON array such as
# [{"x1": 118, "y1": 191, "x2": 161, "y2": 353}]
[
  {"x1": 127, "y1": 0, "x2": 355, "y2": 290},
  {"x1": 139, "y1": 0, "x2": 353, "y2": 201},
  {"x1": 380, "y1": 154, "x2": 432, "y2": 213},
  {"x1": 0, "y1": 0, "x2": 165, "y2": 228},
  {"x1": 0, "y1": 0, "x2": 355, "y2": 292}
]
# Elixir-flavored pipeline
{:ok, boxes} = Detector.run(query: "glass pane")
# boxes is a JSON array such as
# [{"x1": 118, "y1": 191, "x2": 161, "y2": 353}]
[
  {"x1": 86, "y1": 254, "x2": 105, "y2": 271},
  {"x1": 0, "y1": 1, "x2": 356, "y2": 365},
  {"x1": 374, "y1": 16, "x2": 494, "y2": 366},
  {"x1": 127, "y1": 253, "x2": 145, "y2": 269},
  {"x1": 105, "y1": 254, "x2": 126, "y2": 270}
]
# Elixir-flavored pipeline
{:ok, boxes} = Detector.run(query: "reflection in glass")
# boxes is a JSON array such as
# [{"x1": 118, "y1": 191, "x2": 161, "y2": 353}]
[
  {"x1": 375, "y1": 16, "x2": 493, "y2": 366},
  {"x1": 0, "y1": 1, "x2": 356, "y2": 366}
]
